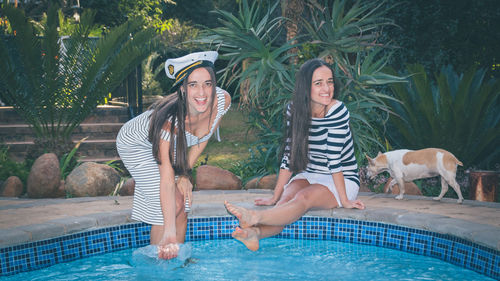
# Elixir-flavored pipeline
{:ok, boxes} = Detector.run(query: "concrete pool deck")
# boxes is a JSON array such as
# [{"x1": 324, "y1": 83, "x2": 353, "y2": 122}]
[{"x1": 1, "y1": 190, "x2": 499, "y2": 252}]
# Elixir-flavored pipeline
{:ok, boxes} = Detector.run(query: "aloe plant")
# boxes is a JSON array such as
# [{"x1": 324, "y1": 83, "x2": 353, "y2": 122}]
[
  {"x1": 198, "y1": 0, "x2": 296, "y2": 106},
  {"x1": 0, "y1": 4, "x2": 157, "y2": 157},
  {"x1": 301, "y1": 0, "x2": 406, "y2": 159},
  {"x1": 386, "y1": 64, "x2": 500, "y2": 169},
  {"x1": 196, "y1": 0, "x2": 296, "y2": 178}
]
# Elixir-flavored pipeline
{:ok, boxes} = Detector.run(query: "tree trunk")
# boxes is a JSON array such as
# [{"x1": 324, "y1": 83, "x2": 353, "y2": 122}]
[
  {"x1": 239, "y1": 58, "x2": 251, "y2": 108},
  {"x1": 281, "y1": 0, "x2": 304, "y2": 65}
]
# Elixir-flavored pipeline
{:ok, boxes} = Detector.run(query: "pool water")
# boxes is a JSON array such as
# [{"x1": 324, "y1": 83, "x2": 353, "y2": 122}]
[{"x1": 3, "y1": 238, "x2": 491, "y2": 281}]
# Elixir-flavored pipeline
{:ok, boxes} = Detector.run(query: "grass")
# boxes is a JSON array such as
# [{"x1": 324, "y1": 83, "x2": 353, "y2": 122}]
[{"x1": 194, "y1": 104, "x2": 257, "y2": 171}]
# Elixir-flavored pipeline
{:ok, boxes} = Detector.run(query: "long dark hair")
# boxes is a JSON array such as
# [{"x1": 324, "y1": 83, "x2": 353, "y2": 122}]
[
  {"x1": 148, "y1": 66, "x2": 217, "y2": 176},
  {"x1": 287, "y1": 58, "x2": 332, "y2": 173}
]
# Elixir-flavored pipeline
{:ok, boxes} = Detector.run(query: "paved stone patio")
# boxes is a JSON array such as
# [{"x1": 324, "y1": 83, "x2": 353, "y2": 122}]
[{"x1": 0, "y1": 190, "x2": 499, "y2": 251}]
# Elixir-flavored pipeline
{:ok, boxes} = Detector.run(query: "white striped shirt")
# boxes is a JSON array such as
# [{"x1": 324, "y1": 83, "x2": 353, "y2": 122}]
[{"x1": 280, "y1": 101, "x2": 360, "y2": 185}]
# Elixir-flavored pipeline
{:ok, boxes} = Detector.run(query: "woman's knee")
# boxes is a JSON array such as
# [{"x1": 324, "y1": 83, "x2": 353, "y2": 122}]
[
  {"x1": 176, "y1": 209, "x2": 187, "y2": 221},
  {"x1": 175, "y1": 194, "x2": 185, "y2": 215},
  {"x1": 277, "y1": 193, "x2": 294, "y2": 205},
  {"x1": 293, "y1": 186, "x2": 335, "y2": 209},
  {"x1": 278, "y1": 179, "x2": 309, "y2": 204},
  {"x1": 293, "y1": 191, "x2": 313, "y2": 205}
]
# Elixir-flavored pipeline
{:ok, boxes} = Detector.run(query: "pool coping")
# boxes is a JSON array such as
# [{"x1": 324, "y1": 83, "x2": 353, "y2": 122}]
[{"x1": 0, "y1": 190, "x2": 499, "y2": 252}]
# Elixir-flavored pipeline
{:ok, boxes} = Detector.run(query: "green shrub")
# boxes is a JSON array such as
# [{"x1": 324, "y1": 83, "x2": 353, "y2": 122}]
[
  {"x1": 0, "y1": 146, "x2": 30, "y2": 189},
  {"x1": 386, "y1": 64, "x2": 500, "y2": 169}
]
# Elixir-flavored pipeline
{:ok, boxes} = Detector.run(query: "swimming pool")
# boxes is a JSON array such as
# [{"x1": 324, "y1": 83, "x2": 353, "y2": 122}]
[
  {"x1": 1, "y1": 238, "x2": 493, "y2": 280},
  {"x1": 1, "y1": 216, "x2": 499, "y2": 279}
]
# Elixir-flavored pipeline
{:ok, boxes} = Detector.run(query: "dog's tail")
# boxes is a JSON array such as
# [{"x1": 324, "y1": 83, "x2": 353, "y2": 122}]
[{"x1": 449, "y1": 153, "x2": 463, "y2": 166}]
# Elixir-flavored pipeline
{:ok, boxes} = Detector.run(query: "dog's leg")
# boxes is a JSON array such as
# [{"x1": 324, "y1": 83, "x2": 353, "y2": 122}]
[
  {"x1": 394, "y1": 177, "x2": 405, "y2": 200},
  {"x1": 388, "y1": 178, "x2": 397, "y2": 192},
  {"x1": 445, "y1": 176, "x2": 464, "y2": 204},
  {"x1": 433, "y1": 176, "x2": 449, "y2": 201}
]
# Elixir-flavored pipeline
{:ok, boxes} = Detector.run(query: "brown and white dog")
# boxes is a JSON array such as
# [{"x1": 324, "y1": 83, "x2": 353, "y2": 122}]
[{"x1": 366, "y1": 148, "x2": 464, "y2": 203}]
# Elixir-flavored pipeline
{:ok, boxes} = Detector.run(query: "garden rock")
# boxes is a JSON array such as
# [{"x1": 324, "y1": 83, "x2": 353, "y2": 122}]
[
  {"x1": 56, "y1": 180, "x2": 66, "y2": 198},
  {"x1": 244, "y1": 174, "x2": 277, "y2": 190},
  {"x1": 65, "y1": 162, "x2": 120, "y2": 197},
  {"x1": 119, "y1": 178, "x2": 135, "y2": 196},
  {"x1": 27, "y1": 153, "x2": 61, "y2": 198},
  {"x1": 384, "y1": 177, "x2": 422, "y2": 196},
  {"x1": 196, "y1": 165, "x2": 242, "y2": 190},
  {"x1": 358, "y1": 183, "x2": 371, "y2": 192},
  {"x1": 1, "y1": 176, "x2": 23, "y2": 197}
]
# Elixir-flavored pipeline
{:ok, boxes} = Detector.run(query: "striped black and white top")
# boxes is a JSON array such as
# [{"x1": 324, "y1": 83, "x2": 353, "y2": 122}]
[{"x1": 280, "y1": 101, "x2": 359, "y2": 186}]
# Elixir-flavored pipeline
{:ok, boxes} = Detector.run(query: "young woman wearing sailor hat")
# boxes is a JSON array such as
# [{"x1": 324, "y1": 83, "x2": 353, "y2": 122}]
[{"x1": 117, "y1": 51, "x2": 231, "y2": 259}]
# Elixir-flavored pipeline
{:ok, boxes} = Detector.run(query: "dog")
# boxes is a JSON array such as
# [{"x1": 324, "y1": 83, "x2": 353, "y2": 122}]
[{"x1": 366, "y1": 148, "x2": 464, "y2": 203}]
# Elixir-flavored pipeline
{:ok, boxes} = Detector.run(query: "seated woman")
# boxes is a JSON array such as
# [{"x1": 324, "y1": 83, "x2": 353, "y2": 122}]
[
  {"x1": 117, "y1": 51, "x2": 231, "y2": 259},
  {"x1": 225, "y1": 58, "x2": 365, "y2": 251}
]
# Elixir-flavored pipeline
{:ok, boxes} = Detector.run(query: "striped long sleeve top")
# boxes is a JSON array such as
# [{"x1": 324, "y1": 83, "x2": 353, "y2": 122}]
[{"x1": 280, "y1": 101, "x2": 360, "y2": 186}]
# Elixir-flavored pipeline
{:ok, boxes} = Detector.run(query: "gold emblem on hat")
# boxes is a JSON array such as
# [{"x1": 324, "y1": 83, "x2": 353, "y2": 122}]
[{"x1": 168, "y1": 64, "x2": 174, "y2": 75}]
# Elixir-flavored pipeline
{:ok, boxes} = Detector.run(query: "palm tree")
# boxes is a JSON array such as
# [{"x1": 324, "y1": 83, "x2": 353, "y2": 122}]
[{"x1": 0, "y1": 4, "x2": 157, "y2": 157}]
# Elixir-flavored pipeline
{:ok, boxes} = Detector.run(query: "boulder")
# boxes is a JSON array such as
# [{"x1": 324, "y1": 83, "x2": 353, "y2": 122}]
[
  {"x1": 384, "y1": 177, "x2": 422, "y2": 196},
  {"x1": 244, "y1": 174, "x2": 277, "y2": 190},
  {"x1": 119, "y1": 178, "x2": 135, "y2": 196},
  {"x1": 1, "y1": 176, "x2": 23, "y2": 197},
  {"x1": 56, "y1": 179, "x2": 66, "y2": 198},
  {"x1": 195, "y1": 165, "x2": 242, "y2": 190},
  {"x1": 358, "y1": 182, "x2": 372, "y2": 192},
  {"x1": 65, "y1": 162, "x2": 121, "y2": 197},
  {"x1": 27, "y1": 153, "x2": 61, "y2": 198}
]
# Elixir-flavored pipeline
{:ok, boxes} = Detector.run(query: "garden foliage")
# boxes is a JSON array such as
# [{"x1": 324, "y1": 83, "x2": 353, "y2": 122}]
[
  {"x1": 386, "y1": 64, "x2": 500, "y2": 169},
  {"x1": 197, "y1": 0, "x2": 405, "y2": 181},
  {"x1": 0, "y1": 4, "x2": 157, "y2": 157}
]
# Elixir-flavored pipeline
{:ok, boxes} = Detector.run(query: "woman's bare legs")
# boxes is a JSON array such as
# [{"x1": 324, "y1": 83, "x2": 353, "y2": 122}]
[
  {"x1": 226, "y1": 179, "x2": 338, "y2": 251},
  {"x1": 150, "y1": 188, "x2": 188, "y2": 244}
]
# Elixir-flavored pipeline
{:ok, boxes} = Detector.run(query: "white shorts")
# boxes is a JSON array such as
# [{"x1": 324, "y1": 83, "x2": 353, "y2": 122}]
[{"x1": 284, "y1": 172, "x2": 359, "y2": 207}]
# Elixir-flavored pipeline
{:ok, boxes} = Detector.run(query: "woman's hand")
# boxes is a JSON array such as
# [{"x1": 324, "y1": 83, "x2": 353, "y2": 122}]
[
  {"x1": 177, "y1": 176, "x2": 193, "y2": 209},
  {"x1": 158, "y1": 235, "x2": 179, "y2": 260},
  {"x1": 254, "y1": 196, "x2": 277, "y2": 206},
  {"x1": 342, "y1": 199, "x2": 365, "y2": 210}
]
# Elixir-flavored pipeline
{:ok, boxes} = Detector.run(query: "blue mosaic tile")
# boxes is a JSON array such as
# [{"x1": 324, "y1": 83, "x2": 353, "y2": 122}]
[
  {"x1": 359, "y1": 225, "x2": 385, "y2": 246},
  {"x1": 492, "y1": 252, "x2": 500, "y2": 278},
  {"x1": 406, "y1": 232, "x2": 431, "y2": 256},
  {"x1": 0, "y1": 217, "x2": 499, "y2": 280},
  {"x1": 431, "y1": 236, "x2": 453, "y2": 261}
]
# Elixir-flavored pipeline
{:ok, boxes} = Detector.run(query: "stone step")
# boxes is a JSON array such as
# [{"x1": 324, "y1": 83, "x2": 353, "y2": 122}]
[
  {"x1": 5, "y1": 139, "x2": 119, "y2": 162},
  {"x1": 0, "y1": 106, "x2": 130, "y2": 125},
  {"x1": 0, "y1": 123, "x2": 124, "y2": 143},
  {"x1": 1, "y1": 105, "x2": 130, "y2": 162}
]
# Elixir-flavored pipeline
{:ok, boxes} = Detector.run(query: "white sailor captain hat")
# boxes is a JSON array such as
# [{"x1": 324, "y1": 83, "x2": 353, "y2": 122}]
[{"x1": 165, "y1": 51, "x2": 218, "y2": 91}]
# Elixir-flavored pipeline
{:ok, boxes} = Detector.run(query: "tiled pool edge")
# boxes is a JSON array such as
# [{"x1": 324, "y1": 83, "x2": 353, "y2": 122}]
[
  {"x1": 1, "y1": 198, "x2": 500, "y2": 251},
  {"x1": 1, "y1": 216, "x2": 499, "y2": 279}
]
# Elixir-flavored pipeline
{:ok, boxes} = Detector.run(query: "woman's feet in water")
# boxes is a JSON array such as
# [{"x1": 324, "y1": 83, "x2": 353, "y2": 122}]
[
  {"x1": 232, "y1": 226, "x2": 260, "y2": 251},
  {"x1": 224, "y1": 201, "x2": 259, "y2": 228}
]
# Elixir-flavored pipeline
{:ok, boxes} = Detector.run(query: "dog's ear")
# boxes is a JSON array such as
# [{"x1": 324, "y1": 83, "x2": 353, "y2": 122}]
[
  {"x1": 377, "y1": 151, "x2": 383, "y2": 156},
  {"x1": 365, "y1": 154, "x2": 373, "y2": 163}
]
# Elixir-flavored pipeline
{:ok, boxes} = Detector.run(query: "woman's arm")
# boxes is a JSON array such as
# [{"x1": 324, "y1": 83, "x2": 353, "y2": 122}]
[
  {"x1": 332, "y1": 172, "x2": 348, "y2": 205},
  {"x1": 157, "y1": 138, "x2": 178, "y2": 247},
  {"x1": 179, "y1": 90, "x2": 232, "y2": 206},
  {"x1": 332, "y1": 171, "x2": 365, "y2": 209},
  {"x1": 255, "y1": 168, "x2": 292, "y2": 206},
  {"x1": 255, "y1": 103, "x2": 292, "y2": 206}
]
